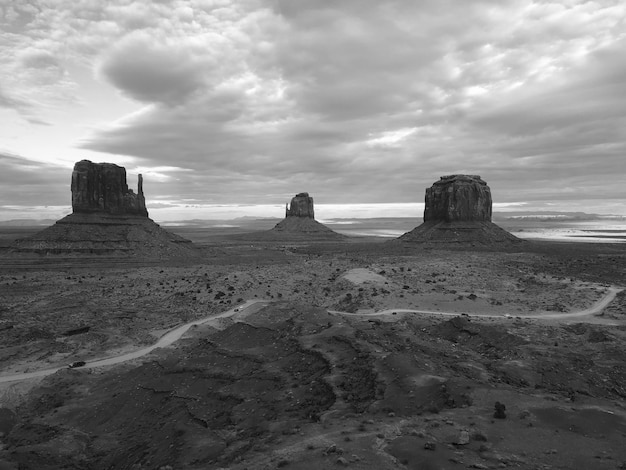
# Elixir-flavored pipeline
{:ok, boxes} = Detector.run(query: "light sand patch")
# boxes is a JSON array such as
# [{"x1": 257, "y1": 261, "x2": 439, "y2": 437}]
[{"x1": 341, "y1": 268, "x2": 388, "y2": 285}]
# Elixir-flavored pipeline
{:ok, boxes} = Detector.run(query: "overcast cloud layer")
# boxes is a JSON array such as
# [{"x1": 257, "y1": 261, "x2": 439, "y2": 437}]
[{"x1": 1, "y1": 0, "x2": 625, "y2": 219}]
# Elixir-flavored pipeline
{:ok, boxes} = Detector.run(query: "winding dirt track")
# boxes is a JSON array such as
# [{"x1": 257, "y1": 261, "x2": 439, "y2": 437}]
[
  {"x1": 329, "y1": 286, "x2": 624, "y2": 320},
  {"x1": 1, "y1": 286, "x2": 622, "y2": 384},
  {"x1": 0, "y1": 300, "x2": 268, "y2": 384}
]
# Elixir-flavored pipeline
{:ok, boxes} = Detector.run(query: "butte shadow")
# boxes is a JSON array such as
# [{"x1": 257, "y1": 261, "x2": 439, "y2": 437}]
[
  {"x1": 396, "y1": 175, "x2": 523, "y2": 246},
  {"x1": 9, "y1": 160, "x2": 196, "y2": 259}
]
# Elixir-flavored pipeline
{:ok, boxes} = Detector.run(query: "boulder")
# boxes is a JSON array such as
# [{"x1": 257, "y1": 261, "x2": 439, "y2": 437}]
[
  {"x1": 285, "y1": 192, "x2": 315, "y2": 218},
  {"x1": 71, "y1": 160, "x2": 148, "y2": 217}
]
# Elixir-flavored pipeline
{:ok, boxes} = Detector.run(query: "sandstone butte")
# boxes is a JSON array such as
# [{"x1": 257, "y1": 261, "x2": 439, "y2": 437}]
[
  {"x1": 70, "y1": 159, "x2": 148, "y2": 217},
  {"x1": 398, "y1": 175, "x2": 522, "y2": 244},
  {"x1": 10, "y1": 160, "x2": 195, "y2": 258},
  {"x1": 270, "y1": 192, "x2": 343, "y2": 238}
]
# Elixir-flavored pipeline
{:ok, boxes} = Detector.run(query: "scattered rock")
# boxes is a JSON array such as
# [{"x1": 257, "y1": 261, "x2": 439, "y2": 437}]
[
  {"x1": 62, "y1": 326, "x2": 91, "y2": 336},
  {"x1": 424, "y1": 441, "x2": 437, "y2": 450},
  {"x1": 471, "y1": 431, "x2": 488, "y2": 442},
  {"x1": 456, "y1": 430, "x2": 470, "y2": 445},
  {"x1": 494, "y1": 401, "x2": 506, "y2": 419}
]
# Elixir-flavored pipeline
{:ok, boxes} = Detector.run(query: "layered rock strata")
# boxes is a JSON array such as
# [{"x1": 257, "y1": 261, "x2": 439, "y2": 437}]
[{"x1": 398, "y1": 175, "x2": 521, "y2": 245}]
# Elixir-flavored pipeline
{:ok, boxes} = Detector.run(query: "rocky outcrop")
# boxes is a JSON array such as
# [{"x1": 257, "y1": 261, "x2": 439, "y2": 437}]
[
  {"x1": 285, "y1": 193, "x2": 315, "y2": 218},
  {"x1": 398, "y1": 175, "x2": 521, "y2": 246},
  {"x1": 71, "y1": 160, "x2": 148, "y2": 217},
  {"x1": 9, "y1": 161, "x2": 196, "y2": 258},
  {"x1": 424, "y1": 175, "x2": 491, "y2": 222}
]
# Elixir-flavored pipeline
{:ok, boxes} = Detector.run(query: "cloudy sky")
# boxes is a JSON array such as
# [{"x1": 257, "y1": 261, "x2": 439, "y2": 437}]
[{"x1": 1, "y1": 0, "x2": 625, "y2": 221}]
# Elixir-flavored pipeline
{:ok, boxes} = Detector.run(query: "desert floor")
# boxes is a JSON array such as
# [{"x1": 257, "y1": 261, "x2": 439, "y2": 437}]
[{"x1": 0, "y1": 230, "x2": 625, "y2": 469}]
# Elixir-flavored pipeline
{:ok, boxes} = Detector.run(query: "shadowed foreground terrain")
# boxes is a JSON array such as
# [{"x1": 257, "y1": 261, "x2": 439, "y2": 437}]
[{"x1": 0, "y1": 229, "x2": 625, "y2": 469}]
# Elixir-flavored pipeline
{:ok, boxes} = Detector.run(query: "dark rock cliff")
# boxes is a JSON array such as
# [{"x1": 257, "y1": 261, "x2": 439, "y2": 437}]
[
  {"x1": 285, "y1": 193, "x2": 315, "y2": 218},
  {"x1": 71, "y1": 160, "x2": 148, "y2": 217},
  {"x1": 398, "y1": 175, "x2": 521, "y2": 246},
  {"x1": 424, "y1": 175, "x2": 491, "y2": 222}
]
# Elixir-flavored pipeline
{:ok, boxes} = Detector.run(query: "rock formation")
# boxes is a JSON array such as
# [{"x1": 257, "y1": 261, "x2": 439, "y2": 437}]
[
  {"x1": 398, "y1": 175, "x2": 521, "y2": 245},
  {"x1": 424, "y1": 175, "x2": 491, "y2": 222},
  {"x1": 269, "y1": 192, "x2": 342, "y2": 238},
  {"x1": 285, "y1": 192, "x2": 315, "y2": 218},
  {"x1": 71, "y1": 160, "x2": 148, "y2": 216},
  {"x1": 9, "y1": 160, "x2": 195, "y2": 258},
  {"x1": 228, "y1": 192, "x2": 343, "y2": 241}
]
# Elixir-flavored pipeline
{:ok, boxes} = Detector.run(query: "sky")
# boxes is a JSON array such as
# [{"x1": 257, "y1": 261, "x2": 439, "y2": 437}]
[{"x1": 1, "y1": 0, "x2": 625, "y2": 222}]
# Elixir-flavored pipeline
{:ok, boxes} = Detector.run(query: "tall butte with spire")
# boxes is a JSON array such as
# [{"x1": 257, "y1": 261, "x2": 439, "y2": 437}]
[
  {"x1": 10, "y1": 160, "x2": 195, "y2": 257},
  {"x1": 70, "y1": 160, "x2": 148, "y2": 217},
  {"x1": 397, "y1": 175, "x2": 521, "y2": 245}
]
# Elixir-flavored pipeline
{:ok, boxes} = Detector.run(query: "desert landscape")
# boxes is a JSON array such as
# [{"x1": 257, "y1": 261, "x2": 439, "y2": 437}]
[
  {"x1": 0, "y1": 171, "x2": 625, "y2": 470},
  {"x1": 3, "y1": 2, "x2": 626, "y2": 469}
]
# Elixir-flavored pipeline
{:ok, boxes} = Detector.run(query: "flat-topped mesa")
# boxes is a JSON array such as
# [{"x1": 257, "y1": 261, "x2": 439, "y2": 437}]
[
  {"x1": 424, "y1": 174, "x2": 492, "y2": 222},
  {"x1": 285, "y1": 192, "x2": 315, "y2": 219},
  {"x1": 397, "y1": 174, "x2": 521, "y2": 245},
  {"x1": 71, "y1": 160, "x2": 148, "y2": 217}
]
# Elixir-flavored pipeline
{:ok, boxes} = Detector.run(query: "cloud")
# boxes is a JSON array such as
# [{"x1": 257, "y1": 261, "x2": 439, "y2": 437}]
[
  {"x1": 81, "y1": 0, "x2": 624, "y2": 208},
  {"x1": 461, "y1": 37, "x2": 626, "y2": 201},
  {"x1": 96, "y1": 33, "x2": 208, "y2": 105},
  {"x1": 0, "y1": 153, "x2": 70, "y2": 206},
  {"x1": 1, "y1": 0, "x2": 626, "y2": 214},
  {"x1": 0, "y1": 85, "x2": 30, "y2": 110}
]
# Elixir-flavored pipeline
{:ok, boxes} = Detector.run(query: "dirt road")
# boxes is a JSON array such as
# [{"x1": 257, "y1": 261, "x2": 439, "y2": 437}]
[
  {"x1": 1, "y1": 285, "x2": 621, "y2": 384},
  {"x1": 329, "y1": 285, "x2": 624, "y2": 320},
  {"x1": 0, "y1": 300, "x2": 269, "y2": 384}
]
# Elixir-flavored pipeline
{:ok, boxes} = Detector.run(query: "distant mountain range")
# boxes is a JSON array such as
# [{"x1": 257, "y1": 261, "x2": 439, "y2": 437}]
[
  {"x1": 492, "y1": 212, "x2": 626, "y2": 222},
  {"x1": 0, "y1": 211, "x2": 624, "y2": 228},
  {"x1": 0, "y1": 218, "x2": 57, "y2": 227}
]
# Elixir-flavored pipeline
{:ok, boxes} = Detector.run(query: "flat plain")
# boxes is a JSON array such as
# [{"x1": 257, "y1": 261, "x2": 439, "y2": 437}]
[{"x1": 1, "y1": 226, "x2": 625, "y2": 469}]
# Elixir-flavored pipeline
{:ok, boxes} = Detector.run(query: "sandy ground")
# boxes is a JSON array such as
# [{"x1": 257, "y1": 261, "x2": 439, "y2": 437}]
[{"x1": 0, "y1": 237, "x2": 625, "y2": 469}]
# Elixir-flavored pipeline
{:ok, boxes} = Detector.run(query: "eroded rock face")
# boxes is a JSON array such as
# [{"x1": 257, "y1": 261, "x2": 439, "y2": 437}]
[
  {"x1": 286, "y1": 192, "x2": 315, "y2": 218},
  {"x1": 424, "y1": 175, "x2": 492, "y2": 222},
  {"x1": 71, "y1": 160, "x2": 148, "y2": 217}
]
